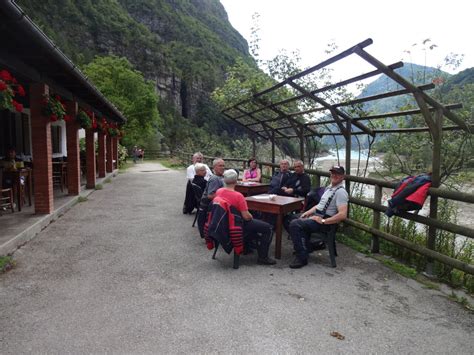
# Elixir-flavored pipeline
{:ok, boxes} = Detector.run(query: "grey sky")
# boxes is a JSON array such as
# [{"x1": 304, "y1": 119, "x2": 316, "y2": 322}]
[{"x1": 220, "y1": 0, "x2": 472, "y2": 77}]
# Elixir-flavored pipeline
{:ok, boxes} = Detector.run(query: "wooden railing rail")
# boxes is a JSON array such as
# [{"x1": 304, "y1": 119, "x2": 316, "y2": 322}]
[{"x1": 176, "y1": 151, "x2": 474, "y2": 274}]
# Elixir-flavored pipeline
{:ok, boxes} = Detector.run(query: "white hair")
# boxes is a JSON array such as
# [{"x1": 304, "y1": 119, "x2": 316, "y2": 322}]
[
  {"x1": 223, "y1": 169, "x2": 238, "y2": 185},
  {"x1": 212, "y1": 158, "x2": 224, "y2": 167},
  {"x1": 194, "y1": 163, "x2": 206, "y2": 172}
]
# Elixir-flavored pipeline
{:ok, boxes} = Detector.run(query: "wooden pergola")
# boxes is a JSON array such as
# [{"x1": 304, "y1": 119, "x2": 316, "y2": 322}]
[{"x1": 223, "y1": 39, "x2": 473, "y2": 275}]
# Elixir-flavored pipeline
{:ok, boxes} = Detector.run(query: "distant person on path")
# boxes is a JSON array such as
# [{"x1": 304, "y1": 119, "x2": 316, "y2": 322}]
[
  {"x1": 242, "y1": 158, "x2": 261, "y2": 182},
  {"x1": 280, "y1": 160, "x2": 310, "y2": 198},
  {"x1": 268, "y1": 159, "x2": 291, "y2": 195},
  {"x1": 197, "y1": 158, "x2": 225, "y2": 237},
  {"x1": 132, "y1": 146, "x2": 139, "y2": 164},
  {"x1": 215, "y1": 169, "x2": 276, "y2": 265},
  {"x1": 186, "y1": 152, "x2": 212, "y2": 181},
  {"x1": 288, "y1": 166, "x2": 348, "y2": 269}
]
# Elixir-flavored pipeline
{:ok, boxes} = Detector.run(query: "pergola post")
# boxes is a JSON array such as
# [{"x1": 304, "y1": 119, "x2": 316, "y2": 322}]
[
  {"x1": 106, "y1": 135, "x2": 113, "y2": 173},
  {"x1": 252, "y1": 136, "x2": 256, "y2": 158},
  {"x1": 65, "y1": 100, "x2": 81, "y2": 195},
  {"x1": 299, "y1": 127, "x2": 304, "y2": 165},
  {"x1": 85, "y1": 116, "x2": 96, "y2": 189},
  {"x1": 97, "y1": 131, "x2": 106, "y2": 178},
  {"x1": 30, "y1": 83, "x2": 53, "y2": 214},
  {"x1": 113, "y1": 137, "x2": 118, "y2": 169},
  {"x1": 425, "y1": 109, "x2": 443, "y2": 276},
  {"x1": 345, "y1": 118, "x2": 351, "y2": 194},
  {"x1": 271, "y1": 131, "x2": 275, "y2": 175}
]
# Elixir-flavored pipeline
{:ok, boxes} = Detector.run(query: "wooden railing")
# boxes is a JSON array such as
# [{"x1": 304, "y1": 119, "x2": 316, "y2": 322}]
[{"x1": 176, "y1": 151, "x2": 474, "y2": 275}]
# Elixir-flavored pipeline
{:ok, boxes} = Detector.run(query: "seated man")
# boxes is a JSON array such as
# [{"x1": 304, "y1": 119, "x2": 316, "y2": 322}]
[
  {"x1": 280, "y1": 160, "x2": 310, "y2": 198},
  {"x1": 1, "y1": 147, "x2": 24, "y2": 188},
  {"x1": 215, "y1": 169, "x2": 276, "y2": 265},
  {"x1": 197, "y1": 158, "x2": 225, "y2": 237},
  {"x1": 268, "y1": 159, "x2": 291, "y2": 195},
  {"x1": 186, "y1": 152, "x2": 212, "y2": 181},
  {"x1": 289, "y1": 166, "x2": 349, "y2": 269}
]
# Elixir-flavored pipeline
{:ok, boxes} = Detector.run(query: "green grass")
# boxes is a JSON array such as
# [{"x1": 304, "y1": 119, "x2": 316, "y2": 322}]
[
  {"x1": 118, "y1": 160, "x2": 134, "y2": 173},
  {"x1": 0, "y1": 256, "x2": 14, "y2": 273},
  {"x1": 77, "y1": 196, "x2": 88, "y2": 203},
  {"x1": 104, "y1": 178, "x2": 112, "y2": 184},
  {"x1": 95, "y1": 184, "x2": 103, "y2": 190}
]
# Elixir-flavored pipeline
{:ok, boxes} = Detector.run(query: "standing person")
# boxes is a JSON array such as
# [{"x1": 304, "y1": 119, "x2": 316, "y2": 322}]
[
  {"x1": 288, "y1": 166, "x2": 348, "y2": 269},
  {"x1": 215, "y1": 169, "x2": 276, "y2": 265},
  {"x1": 186, "y1": 152, "x2": 212, "y2": 181},
  {"x1": 132, "y1": 146, "x2": 139, "y2": 164},
  {"x1": 268, "y1": 159, "x2": 291, "y2": 194},
  {"x1": 281, "y1": 160, "x2": 311, "y2": 198},
  {"x1": 197, "y1": 158, "x2": 225, "y2": 237},
  {"x1": 242, "y1": 158, "x2": 261, "y2": 182}
]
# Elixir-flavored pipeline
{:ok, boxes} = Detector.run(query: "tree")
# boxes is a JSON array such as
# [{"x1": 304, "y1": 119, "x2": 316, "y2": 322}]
[{"x1": 82, "y1": 56, "x2": 161, "y2": 148}]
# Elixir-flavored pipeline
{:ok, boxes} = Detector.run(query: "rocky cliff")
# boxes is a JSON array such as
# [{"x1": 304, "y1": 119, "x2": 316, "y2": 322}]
[{"x1": 16, "y1": 0, "x2": 250, "y2": 121}]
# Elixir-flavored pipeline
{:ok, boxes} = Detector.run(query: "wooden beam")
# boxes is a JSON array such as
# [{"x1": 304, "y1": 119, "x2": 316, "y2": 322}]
[{"x1": 354, "y1": 46, "x2": 471, "y2": 132}]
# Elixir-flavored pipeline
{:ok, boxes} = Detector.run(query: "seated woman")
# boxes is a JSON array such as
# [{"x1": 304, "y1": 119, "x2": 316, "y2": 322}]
[
  {"x1": 242, "y1": 158, "x2": 261, "y2": 182},
  {"x1": 192, "y1": 163, "x2": 208, "y2": 191}
]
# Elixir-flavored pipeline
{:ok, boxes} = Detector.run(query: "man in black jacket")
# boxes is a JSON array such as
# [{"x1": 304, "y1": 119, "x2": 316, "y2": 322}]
[
  {"x1": 281, "y1": 160, "x2": 311, "y2": 198},
  {"x1": 268, "y1": 159, "x2": 291, "y2": 195}
]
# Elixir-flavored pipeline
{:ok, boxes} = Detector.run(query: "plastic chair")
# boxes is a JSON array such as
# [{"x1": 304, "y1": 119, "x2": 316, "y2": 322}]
[
  {"x1": 212, "y1": 241, "x2": 240, "y2": 269},
  {"x1": 310, "y1": 224, "x2": 338, "y2": 267}
]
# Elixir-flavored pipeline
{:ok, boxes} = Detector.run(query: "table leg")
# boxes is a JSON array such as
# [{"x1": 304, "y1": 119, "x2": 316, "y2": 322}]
[
  {"x1": 275, "y1": 213, "x2": 282, "y2": 259},
  {"x1": 16, "y1": 179, "x2": 21, "y2": 211}
]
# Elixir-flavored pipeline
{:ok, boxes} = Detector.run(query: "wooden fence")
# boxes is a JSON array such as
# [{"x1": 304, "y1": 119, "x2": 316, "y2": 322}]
[{"x1": 176, "y1": 151, "x2": 474, "y2": 275}]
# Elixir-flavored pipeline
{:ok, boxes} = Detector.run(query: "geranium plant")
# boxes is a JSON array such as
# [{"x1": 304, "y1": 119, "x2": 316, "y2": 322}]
[
  {"x1": 76, "y1": 109, "x2": 92, "y2": 129},
  {"x1": 0, "y1": 69, "x2": 25, "y2": 112},
  {"x1": 42, "y1": 94, "x2": 66, "y2": 121}
]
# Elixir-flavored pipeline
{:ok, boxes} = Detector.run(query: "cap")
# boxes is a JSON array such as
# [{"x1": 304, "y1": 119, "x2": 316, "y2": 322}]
[{"x1": 329, "y1": 165, "x2": 345, "y2": 175}]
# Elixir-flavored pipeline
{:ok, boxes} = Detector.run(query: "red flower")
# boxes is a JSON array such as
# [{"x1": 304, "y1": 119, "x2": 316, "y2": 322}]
[
  {"x1": 16, "y1": 85, "x2": 26, "y2": 97},
  {"x1": 0, "y1": 81, "x2": 7, "y2": 91},
  {"x1": 12, "y1": 100, "x2": 23, "y2": 112},
  {"x1": 51, "y1": 114, "x2": 58, "y2": 122},
  {"x1": 64, "y1": 115, "x2": 72, "y2": 122},
  {"x1": 54, "y1": 95, "x2": 61, "y2": 101},
  {"x1": 0, "y1": 70, "x2": 13, "y2": 82}
]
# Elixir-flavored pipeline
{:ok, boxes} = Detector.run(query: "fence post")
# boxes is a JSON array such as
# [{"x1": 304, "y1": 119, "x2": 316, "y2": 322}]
[{"x1": 371, "y1": 184, "x2": 382, "y2": 253}]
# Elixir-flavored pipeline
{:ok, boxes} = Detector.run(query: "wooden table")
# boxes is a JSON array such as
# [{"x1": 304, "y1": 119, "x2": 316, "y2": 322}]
[
  {"x1": 235, "y1": 182, "x2": 270, "y2": 197},
  {"x1": 245, "y1": 194, "x2": 304, "y2": 259},
  {"x1": 2, "y1": 168, "x2": 32, "y2": 211}
]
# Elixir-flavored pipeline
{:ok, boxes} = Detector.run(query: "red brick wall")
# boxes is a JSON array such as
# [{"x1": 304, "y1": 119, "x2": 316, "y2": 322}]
[
  {"x1": 106, "y1": 135, "x2": 113, "y2": 173},
  {"x1": 30, "y1": 83, "x2": 53, "y2": 214},
  {"x1": 97, "y1": 131, "x2": 106, "y2": 178},
  {"x1": 65, "y1": 101, "x2": 81, "y2": 195},
  {"x1": 85, "y1": 126, "x2": 96, "y2": 189},
  {"x1": 112, "y1": 137, "x2": 118, "y2": 169}
]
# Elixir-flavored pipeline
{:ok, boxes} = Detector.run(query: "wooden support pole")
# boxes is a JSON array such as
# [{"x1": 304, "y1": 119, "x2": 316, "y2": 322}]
[
  {"x1": 271, "y1": 131, "x2": 275, "y2": 176},
  {"x1": 345, "y1": 117, "x2": 351, "y2": 194},
  {"x1": 371, "y1": 185, "x2": 382, "y2": 253},
  {"x1": 299, "y1": 127, "x2": 304, "y2": 164},
  {"x1": 425, "y1": 109, "x2": 443, "y2": 276},
  {"x1": 252, "y1": 136, "x2": 256, "y2": 158}
]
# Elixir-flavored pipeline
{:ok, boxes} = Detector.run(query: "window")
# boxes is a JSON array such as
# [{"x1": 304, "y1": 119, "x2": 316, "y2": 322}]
[
  {"x1": 51, "y1": 125, "x2": 62, "y2": 154},
  {"x1": 0, "y1": 109, "x2": 30, "y2": 157}
]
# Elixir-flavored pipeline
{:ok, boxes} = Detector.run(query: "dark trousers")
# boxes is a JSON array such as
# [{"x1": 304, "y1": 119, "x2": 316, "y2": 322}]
[
  {"x1": 289, "y1": 218, "x2": 329, "y2": 261},
  {"x1": 244, "y1": 219, "x2": 273, "y2": 258}
]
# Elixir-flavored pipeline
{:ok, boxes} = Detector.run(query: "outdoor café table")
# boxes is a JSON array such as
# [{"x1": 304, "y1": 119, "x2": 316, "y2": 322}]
[
  {"x1": 245, "y1": 194, "x2": 304, "y2": 259},
  {"x1": 2, "y1": 168, "x2": 32, "y2": 211},
  {"x1": 235, "y1": 182, "x2": 270, "y2": 197}
]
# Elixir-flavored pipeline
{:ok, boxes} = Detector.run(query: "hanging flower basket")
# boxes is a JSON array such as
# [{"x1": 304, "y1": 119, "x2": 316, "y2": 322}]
[
  {"x1": 0, "y1": 69, "x2": 25, "y2": 112},
  {"x1": 76, "y1": 109, "x2": 92, "y2": 129},
  {"x1": 42, "y1": 94, "x2": 66, "y2": 122}
]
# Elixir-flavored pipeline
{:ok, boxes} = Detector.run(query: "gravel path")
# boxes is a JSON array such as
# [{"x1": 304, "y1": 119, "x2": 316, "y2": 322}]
[{"x1": 0, "y1": 162, "x2": 472, "y2": 354}]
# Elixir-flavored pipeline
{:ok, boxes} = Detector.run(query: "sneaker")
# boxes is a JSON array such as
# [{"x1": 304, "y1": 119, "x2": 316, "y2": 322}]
[
  {"x1": 257, "y1": 257, "x2": 277, "y2": 265},
  {"x1": 289, "y1": 257, "x2": 308, "y2": 269}
]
